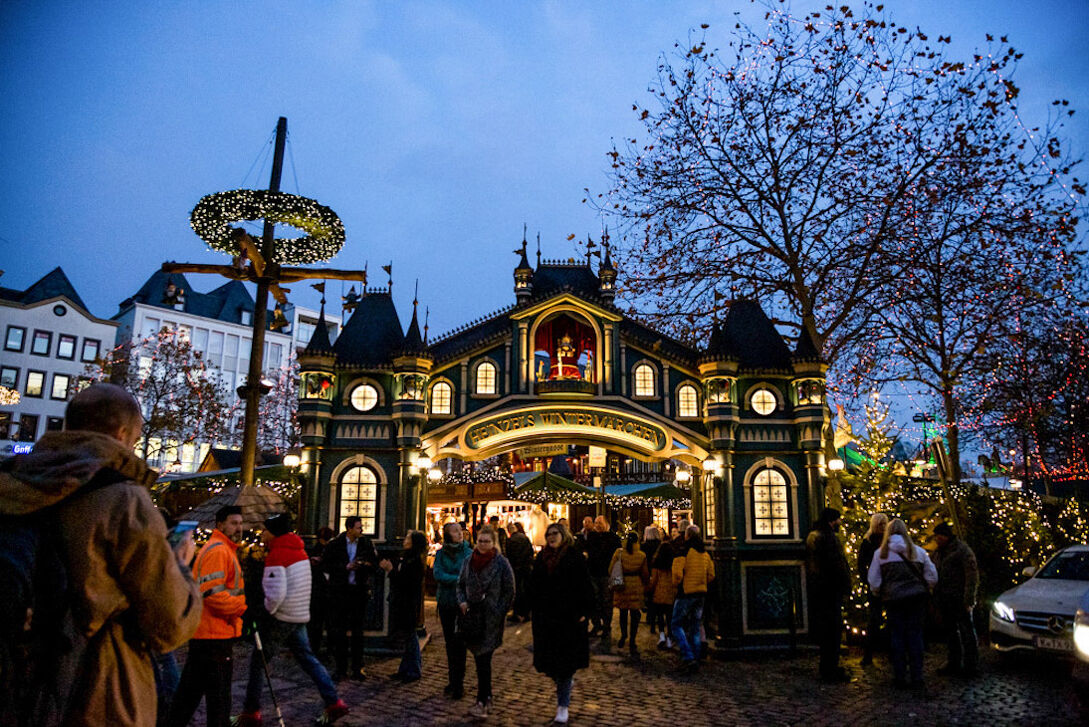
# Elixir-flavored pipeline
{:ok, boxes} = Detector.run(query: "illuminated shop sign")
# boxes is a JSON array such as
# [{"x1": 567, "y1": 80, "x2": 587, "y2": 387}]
[{"x1": 464, "y1": 407, "x2": 668, "y2": 452}]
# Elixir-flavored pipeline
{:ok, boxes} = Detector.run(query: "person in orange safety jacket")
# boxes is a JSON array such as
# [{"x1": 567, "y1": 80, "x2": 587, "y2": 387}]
[{"x1": 166, "y1": 505, "x2": 247, "y2": 727}]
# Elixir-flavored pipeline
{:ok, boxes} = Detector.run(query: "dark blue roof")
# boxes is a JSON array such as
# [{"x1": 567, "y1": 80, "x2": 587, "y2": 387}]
[
  {"x1": 303, "y1": 303, "x2": 334, "y2": 355},
  {"x1": 332, "y1": 291, "x2": 404, "y2": 366},
  {"x1": 120, "y1": 270, "x2": 281, "y2": 328},
  {"x1": 711, "y1": 299, "x2": 793, "y2": 371},
  {"x1": 0, "y1": 267, "x2": 90, "y2": 313},
  {"x1": 530, "y1": 262, "x2": 601, "y2": 298}
]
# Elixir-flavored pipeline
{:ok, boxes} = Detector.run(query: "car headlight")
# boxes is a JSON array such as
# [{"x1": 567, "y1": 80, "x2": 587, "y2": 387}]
[
  {"x1": 1075, "y1": 609, "x2": 1089, "y2": 659},
  {"x1": 992, "y1": 600, "x2": 1016, "y2": 623}
]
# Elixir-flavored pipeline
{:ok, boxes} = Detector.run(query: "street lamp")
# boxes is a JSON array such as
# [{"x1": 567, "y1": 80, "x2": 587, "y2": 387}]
[
  {"x1": 675, "y1": 468, "x2": 692, "y2": 485},
  {"x1": 702, "y1": 458, "x2": 720, "y2": 473},
  {"x1": 827, "y1": 457, "x2": 845, "y2": 472},
  {"x1": 282, "y1": 451, "x2": 301, "y2": 469},
  {"x1": 414, "y1": 455, "x2": 432, "y2": 473},
  {"x1": 427, "y1": 467, "x2": 443, "y2": 483}
]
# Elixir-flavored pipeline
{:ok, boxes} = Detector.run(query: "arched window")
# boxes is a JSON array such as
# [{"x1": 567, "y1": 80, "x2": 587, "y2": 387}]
[
  {"x1": 677, "y1": 384, "x2": 699, "y2": 417},
  {"x1": 633, "y1": 363, "x2": 655, "y2": 397},
  {"x1": 431, "y1": 381, "x2": 453, "y2": 415},
  {"x1": 475, "y1": 361, "x2": 497, "y2": 395},
  {"x1": 339, "y1": 466, "x2": 378, "y2": 535},
  {"x1": 751, "y1": 467, "x2": 790, "y2": 537}
]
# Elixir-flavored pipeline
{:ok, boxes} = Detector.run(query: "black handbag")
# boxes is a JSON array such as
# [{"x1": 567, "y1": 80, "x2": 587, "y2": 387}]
[{"x1": 456, "y1": 596, "x2": 487, "y2": 643}]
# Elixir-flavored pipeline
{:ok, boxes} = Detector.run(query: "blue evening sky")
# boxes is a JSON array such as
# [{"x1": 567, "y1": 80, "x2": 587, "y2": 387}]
[{"x1": 2, "y1": 0, "x2": 1086, "y2": 343}]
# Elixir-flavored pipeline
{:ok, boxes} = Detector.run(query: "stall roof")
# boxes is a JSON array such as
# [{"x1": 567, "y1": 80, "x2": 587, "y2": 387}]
[{"x1": 512, "y1": 471, "x2": 597, "y2": 496}]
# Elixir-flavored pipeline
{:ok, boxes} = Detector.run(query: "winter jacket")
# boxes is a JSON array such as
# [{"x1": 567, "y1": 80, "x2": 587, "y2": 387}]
[
  {"x1": 192, "y1": 528, "x2": 247, "y2": 639},
  {"x1": 857, "y1": 533, "x2": 882, "y2": 582},
  {"x1": 0, "y1": 431, "x2": 201, "y2": 727},
  {"x1": 531, "y1": 546, "x2": 595, "y2": 680},
  {"x1": 868, "y1": 534, "x2": 938, "y2": 603},
  {"x1": 505, "y1": 531, "x2": 535, "y2": 573},
  {"x1": 584, "y1": 529, "x2": 622, "y2": 577},
  {"x1": 263, "y1": 533, "x2": 311, "y2": 623},
  {"x1": 432, "y1": 540, "x2": 472, "y2": 609},
  {"x1": 931, "y1": 537, "x2": 979, "y2": 611},
  {"x1": 805, "y1": 524, "x2": 851, "y2": 601},
  {"x1": 649, "y1": 567, "x2": 677, "y2": 606},
  {"x1": 672, "y1": 547, "x2": 714, "y2": 596},
  {"x1": 609, "y1": 547, "x2": 649, "y2": 609},
  {"x1": 457, "y1": 552, "x2": 515, "y2": 655}
]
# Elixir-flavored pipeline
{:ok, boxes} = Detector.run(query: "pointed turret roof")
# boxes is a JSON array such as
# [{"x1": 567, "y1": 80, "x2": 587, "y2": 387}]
[
  {"x1": 302, "y1": 303, "x2": 334, "y2": 355},
  {"x1": 515, "y1": 246, "x2": 533, "y2": 273},
  {"x1": 599, "y1": 244, "x2": 616, "y2": 273},
  {"x1": 402, "y1": 302, "x2": 426, "y2": 354},
  {"x1": 707, "y1": 299, "x2": 793, "y2": 371},
  {"x1": 332, "y1": 290, "x2": 404, "y2": 367},
  {"x1": 793, "y1": 324, "x2": 824, "y2": 363}
]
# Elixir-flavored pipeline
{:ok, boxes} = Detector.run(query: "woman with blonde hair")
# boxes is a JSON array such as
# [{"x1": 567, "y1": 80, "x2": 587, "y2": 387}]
[
  {"x1": 857, "y1": 513, "x2": 889, "y2": 666},
  {"x1": 867, "y1": 519, "x2": 937, "y2": 690}
]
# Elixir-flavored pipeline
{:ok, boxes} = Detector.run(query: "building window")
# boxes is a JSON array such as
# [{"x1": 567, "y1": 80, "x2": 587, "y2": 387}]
[
  {"x1": 5, "y1": 326, "x2": 26, "y2": 352},
  {"x1": 0, "y1": 411, "x2": 10, "y2": 440},
  {"x1": 16, "y1": 414, "x2": 38, "y2": 442},
  {"x1": 46, "y1": 416, "x2": 64, "y2": 432},
  {"x1": 677, "y1": 384, "x2": 699, "y2": 417},
  {"x1": 25, "y1": 371, "x2": 45, "y2": 398},
  {"x1": 57, "y1": 335, "x2": 76, "y2": 360},
  {"x1": 339, "y1": 465, "x2": 379, "y2": 535},
  {"x1": 50, "y1": 374, "x2": 71, "y2": 401},
  {"x1": 431, "y1": 381, "x2": 453, "y2": 415},
  {"x1": 751, "y1": 467, "x2": 791, "y2": 537},
  {"x1": 1, "y1": 366, "x2": 18, "y2": 389},
  {"x1": 633, "y1": 363, "x2": 655, "y2": 397},
  {"x1": 81, "y1": 338, "x2": 101, "y2": 363},
  {"x1": 750, "y1": 387, "x2": 777, "y2": 416},
  {"x1": 349, "y1": 383, "x2": 379, "y2": 412},
  {"x1": 475, "y1": 361, "x2": 497, "y2": 395},
  {"x1": 704, "y1": 473, "x2": 717, "y2": 538},
  {"x1": 240, "y1": 310, "x2": 252, "y2": 326},
  {"x1": 142, "y1": 317, "x2": 161, "y2": 338},
  {"x1": 31, "y1": 330, "x2": 51, "y2": 357}
]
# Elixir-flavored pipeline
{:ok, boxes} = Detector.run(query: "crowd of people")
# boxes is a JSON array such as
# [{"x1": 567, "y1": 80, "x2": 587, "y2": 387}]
[
  {"x1": 1, "y1": 384, "x2": 986, "y2": 725},
  {"x1": 807, "y1": 507, "x2": 980, "y2": 691}
]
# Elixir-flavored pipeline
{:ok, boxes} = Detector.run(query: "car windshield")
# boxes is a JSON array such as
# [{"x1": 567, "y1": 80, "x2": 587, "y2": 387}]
[{"x1": 1036, "y1": 551, "x2": 1089, "y2": 580}]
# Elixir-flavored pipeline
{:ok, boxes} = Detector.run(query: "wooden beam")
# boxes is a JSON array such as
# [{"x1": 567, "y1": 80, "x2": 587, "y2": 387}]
[
  {"x1": 161, "y1": 262, "x2": 250, "y2": 280},
  {"x1": 269, "y1": 283, "x2": 289, "y2": 305},
  {"x1": 278, "y1": 267, "x2": 369, "y2": 283}
]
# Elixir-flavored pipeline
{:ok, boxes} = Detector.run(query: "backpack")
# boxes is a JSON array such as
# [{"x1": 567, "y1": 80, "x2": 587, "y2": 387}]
[{"x1": 0, "y1": 466, "x2": 125, "y2": 727}]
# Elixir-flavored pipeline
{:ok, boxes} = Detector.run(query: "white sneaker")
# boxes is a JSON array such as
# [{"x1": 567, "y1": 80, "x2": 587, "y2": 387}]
[
  {"x1": 553, "y1": 706, "x2": 569, "y2": 724},
  {"x1": 469, "y1": 700, "x2": 490, "y2": 720}
]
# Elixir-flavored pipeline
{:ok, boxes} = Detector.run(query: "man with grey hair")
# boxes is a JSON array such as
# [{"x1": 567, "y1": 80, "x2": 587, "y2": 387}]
[{"x1": 0, "y1": 383, "x2": 201, "y2": 725}]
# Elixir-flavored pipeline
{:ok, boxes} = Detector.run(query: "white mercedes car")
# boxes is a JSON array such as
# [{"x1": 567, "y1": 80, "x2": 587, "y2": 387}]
[{"x1": 989, "y1": 545, "x2": 1089, "y2": 657}]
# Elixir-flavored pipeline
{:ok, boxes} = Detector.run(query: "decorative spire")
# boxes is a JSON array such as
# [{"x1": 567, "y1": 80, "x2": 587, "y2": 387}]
[
  {"x1": 302, "y1": 296, "x2": 334, "y2": 355},
  {"x1": 536, "y1": 232, "x2": 541, "y2": 267},
  {"x1": 424, "y1": 306, "x2": 430, "y2": 345}
]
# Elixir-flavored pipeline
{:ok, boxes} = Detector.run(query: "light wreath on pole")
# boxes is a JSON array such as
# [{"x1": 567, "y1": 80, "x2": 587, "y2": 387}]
[{"x1": 190, "y1": 189, "x2": 346, "y2": 264}]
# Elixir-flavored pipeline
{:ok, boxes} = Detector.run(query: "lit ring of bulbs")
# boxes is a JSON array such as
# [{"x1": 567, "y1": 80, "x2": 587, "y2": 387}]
[{"x1": 190, "y1": 189, "x2": 346, "y2": 264}]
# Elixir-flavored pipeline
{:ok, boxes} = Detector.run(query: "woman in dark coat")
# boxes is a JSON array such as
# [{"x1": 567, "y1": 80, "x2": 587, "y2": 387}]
[
  {"x1": 457, "y1": 526, "x2": 515, "y2": 720},
  {"x1": 380, "y1": 530, "x2": 428, "y2": 682},
  {"x1": 531, "y1": 522, "x2": 595, "y2": 726}
]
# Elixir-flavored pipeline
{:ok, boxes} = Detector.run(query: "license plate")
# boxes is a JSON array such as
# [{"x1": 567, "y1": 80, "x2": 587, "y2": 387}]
[{"x1": 1034, "y1": 636, "x2": 1074, "y2": 652}]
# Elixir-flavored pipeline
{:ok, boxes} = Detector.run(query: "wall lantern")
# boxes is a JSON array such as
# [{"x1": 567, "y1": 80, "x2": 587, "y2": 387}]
[
  {"x1": 414, "y1": 455, "x2": 433, "y2": 473},
  {"x1": 427, "y1": 467, "x2": 443, "y2": 483},
  {"x1": 827, "y1": 458, "x2": 845, "y2": 472},
  {"x1": 282, "y1": 451, "x2": 301, "y2": 469},
  {"x1": 702, "y1": 458, "x2": 719, "y2": 473},
  {"x1": 675, "y1": 469, "x2": 692, "y2": 484}
]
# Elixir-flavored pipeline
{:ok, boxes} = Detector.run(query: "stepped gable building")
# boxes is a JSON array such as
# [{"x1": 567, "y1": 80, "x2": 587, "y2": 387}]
[
  {"x1": 0, "y1": 267, "x2": 119, "y2": 452},
  {"x1": 297, "y1": 241, "x2": 833, "y2": 649}
]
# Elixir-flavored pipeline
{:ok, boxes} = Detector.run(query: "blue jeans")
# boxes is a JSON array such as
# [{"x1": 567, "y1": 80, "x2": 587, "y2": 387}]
[
  {"x1": 886, "y1": 597, "x2": 926, "y2": 683},
  {"x1": 245, "y1": 620, "x2": 339, "y2": 712},
  {"x1": 398, "y1": 628, "x2": 422, "y2": 678},
  {"x1": 671, "y1": 595, "x2": 705, "y2": 663},
  {"x1": 555, "y1": 676, "x2": 573, "y2": 707}
]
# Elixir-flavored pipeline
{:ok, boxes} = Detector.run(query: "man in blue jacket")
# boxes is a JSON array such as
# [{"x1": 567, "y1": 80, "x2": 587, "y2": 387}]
[{"x1": 432, "y1": 522, "x2": 473, "y2": 699}]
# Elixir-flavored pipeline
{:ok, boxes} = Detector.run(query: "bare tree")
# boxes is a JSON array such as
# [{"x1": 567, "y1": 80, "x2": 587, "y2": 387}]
[
  {"x1": 88, "y1": 328, "x2": 231, "y2": 465},
  {"x1": 596, "y1": 1, "x2": 1083, "y2": 370}
]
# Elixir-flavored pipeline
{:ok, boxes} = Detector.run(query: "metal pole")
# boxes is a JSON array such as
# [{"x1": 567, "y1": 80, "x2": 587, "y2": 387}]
[{"x1": 240, "y1": 117, "x2": 286, "y2": 487}]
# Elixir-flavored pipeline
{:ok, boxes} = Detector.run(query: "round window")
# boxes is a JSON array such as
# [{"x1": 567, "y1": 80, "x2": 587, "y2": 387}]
[
  {"x1": 349, "y1": 384, "x2": 379, "y2": 412},
  {"x1": 53, "y1": 304, "x2": 67, "y2": 316},
  {"x1": 750, "y1": 387, "x2": 777, "y2": 416}
]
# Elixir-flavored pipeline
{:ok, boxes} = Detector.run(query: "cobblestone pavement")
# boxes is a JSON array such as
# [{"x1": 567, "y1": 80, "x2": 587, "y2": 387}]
[{"x1": 179, "y1": 603, "x2": 1087, "y2": 726}]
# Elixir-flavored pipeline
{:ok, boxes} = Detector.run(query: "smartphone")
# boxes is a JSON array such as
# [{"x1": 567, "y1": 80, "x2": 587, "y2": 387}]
[{"x1": 168, "y1": 520, "x2": 199, "y2": 548}]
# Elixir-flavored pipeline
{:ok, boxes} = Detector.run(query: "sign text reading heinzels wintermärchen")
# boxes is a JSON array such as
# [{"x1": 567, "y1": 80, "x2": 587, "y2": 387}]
[{"x1": 465, "y1": 408, "x2": 668, "y2": 451}]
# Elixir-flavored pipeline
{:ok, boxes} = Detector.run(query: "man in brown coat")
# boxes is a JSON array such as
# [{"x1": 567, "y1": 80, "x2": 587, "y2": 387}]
[{"x1": 0, "y1": 383, "x2": 201, "y2": 725}]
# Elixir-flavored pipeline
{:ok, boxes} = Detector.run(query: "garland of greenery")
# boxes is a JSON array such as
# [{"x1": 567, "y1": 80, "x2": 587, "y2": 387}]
[{"x1": 190, "y1": 189, "x2": 346, "y2": 264}]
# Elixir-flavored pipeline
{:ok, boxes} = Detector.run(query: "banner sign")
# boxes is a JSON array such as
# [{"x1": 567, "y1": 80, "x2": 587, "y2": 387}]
[
  {"x1": 464, "y1": 406, "x2": 668, "y2": 453},
  {"x1": 521, "y1": 444, "x2": 570, "y2": 459}
]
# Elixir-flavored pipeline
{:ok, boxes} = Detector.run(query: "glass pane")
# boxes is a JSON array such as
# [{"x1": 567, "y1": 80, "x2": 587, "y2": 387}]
[
  {"x1": 754, "y1": 502, "x2": 770, "y2": 517},
  {"x1": 755, "y1": 519, "x2": 771, "y2": 535},
  {"x1": 358, "y1": 502, "x2": 375, "y2": 517},
  {"x1": 341, "y1": 484, "x2": 358, "y2": 500},
  {"x1": 754, "y1": 470, "x2": 769, "y2": 487},
  {"x1": 360, "y1": 518, "x2": 376, "y2": 535},
  {"x1": 772, "y1": 485, "x2": 788, "y2": 502},
  {"x1": 340, "y1": 501, "x2": 358, "y2": 516},
  {"x1": 358, "y1": 484, "x2": 376, "y2": 500},
  {"x1": 753, "y1": 485, "x2": 770, "y2": 503},
  {"x1": 768, "y1": 470, "x2": 786, "y2": 487},
  {"x1": 772, "y1": 519, "x2": 789, "y2": 535}
]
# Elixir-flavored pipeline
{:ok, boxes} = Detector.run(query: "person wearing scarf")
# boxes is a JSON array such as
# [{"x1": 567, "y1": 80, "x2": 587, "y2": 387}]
[
  {"x1": 457, "y1": 526, "x2": 515, "y2": 721},
  {"x1": 531, "y1": 523, "x2": 595, "y2": 725},
  {"x1": 433, "y1": 522, "x2": 473, "y2": 700},
  {"x1": 379, "y1": 531, "x2": 428, "y2": 683}
]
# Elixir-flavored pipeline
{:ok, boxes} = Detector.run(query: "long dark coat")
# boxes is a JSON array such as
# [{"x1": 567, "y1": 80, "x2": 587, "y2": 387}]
[
  {"x1": 530, "y1": 545, "x2": 595, "y2": 680},
  {"x1": 457, "y1": 552, "x2": 515, "y2": 655},
  {"x1": 388, "y1": 554, "x2": 425, "y2": 633}
]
